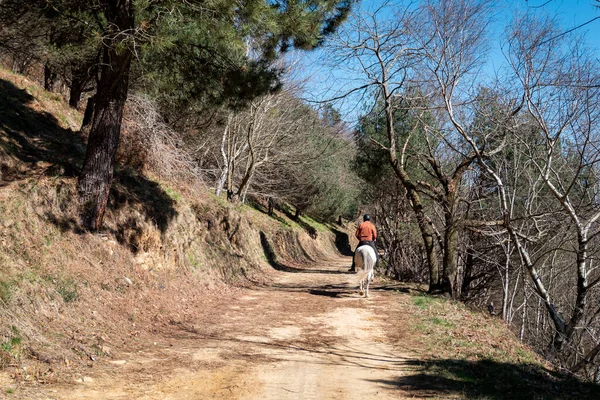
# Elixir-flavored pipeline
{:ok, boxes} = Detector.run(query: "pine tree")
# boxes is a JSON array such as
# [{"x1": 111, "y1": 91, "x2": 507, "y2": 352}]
[{"x1": 2, "y1": 0, "x2": 352, "y2": 230}]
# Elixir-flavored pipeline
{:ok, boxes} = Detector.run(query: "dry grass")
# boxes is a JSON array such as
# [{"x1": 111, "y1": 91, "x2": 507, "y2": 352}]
[
  {"x1": 0, "y1": 67, "x2": 83, "y2": 187},
  {"x1": 378, "y1": 292, "x2": 600, "y2": 399},
  {"x1": 0, "y1": 176, "x2": 342, "y2": 384}
]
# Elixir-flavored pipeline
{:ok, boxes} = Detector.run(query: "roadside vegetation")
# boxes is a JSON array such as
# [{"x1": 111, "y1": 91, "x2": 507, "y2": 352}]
[{"x1": 380, "y1": 289, "x2": 600, "y2": 399}]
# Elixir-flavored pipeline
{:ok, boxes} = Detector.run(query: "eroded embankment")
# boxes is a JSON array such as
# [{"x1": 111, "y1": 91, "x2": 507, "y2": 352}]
[{"x1": 0, "y1": 171, "x2": 349, "y2": 387}]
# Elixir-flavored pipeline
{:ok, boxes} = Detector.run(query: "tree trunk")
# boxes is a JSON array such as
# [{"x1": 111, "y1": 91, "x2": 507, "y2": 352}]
[
  {"x1": 398, "y1": 169, "x2": 441, "y2": 293},
  {"x1": 69, "y1": 56, "x2": 99, "y2": 109},
  {"x1": 267, "y1": 197, "x2": 274, "y2": 216},
  {"x1": 216, "y1": 167, "x2": 228, "y2": 197},
  {"x1": 438, "y1": 164, "x2": 472, "y2": 298},
  {"x1": 44, "y1": 64, "x2": 57, "y2": 92},
  {"x1": 80, "y1": 95, "x2": 96, "y2": 137},
  {"x1": 216, "y1": 115, "x2": 231, "y2": 197},
  {"x1": 501, "y1": 243, "x2": 511, "y2": 321},
  {"x1": 412, "y1": 197, "x2": 441, "y2": 292},
  {"x1": 520, "y1": 272, "x2": 527, "y2": 341},
  {"x1": 461, "y1": 251, "x2": 474, "y2": 296},
  {"x1": 236, "y1": 164, "x2": 255, "y2": 200},
  {"x1": 564, "y1": 232, "x2": 590, "y2": 342},
  {"x1": 69, "y1": 74, "x2": 85, "y2": 109},
  {"x1": 441, "y1": 201, "x2": 459, "y2": 298},
  {"x1": 549, "y1": 233, "x2": 591, "y2": 353},
  {"x1": 77, "y1": 0, "x2": 134, "y2": 231},
  {"x1": 226, "y1": 159, "x2": 235, "y2": 200}
]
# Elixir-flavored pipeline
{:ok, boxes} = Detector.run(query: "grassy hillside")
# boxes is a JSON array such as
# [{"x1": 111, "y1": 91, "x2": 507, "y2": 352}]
[
  {"x1": 0, "y1": 67, "x2": 345, "y2": 382},
  {"x1": 380, "y1": 290, "x2": 600, "y2": 399}
]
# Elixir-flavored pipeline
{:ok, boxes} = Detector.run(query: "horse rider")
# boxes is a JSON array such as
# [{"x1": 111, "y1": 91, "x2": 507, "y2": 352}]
[{"x1": 349, "y1": 214, "x2": 379, "y2": 273}]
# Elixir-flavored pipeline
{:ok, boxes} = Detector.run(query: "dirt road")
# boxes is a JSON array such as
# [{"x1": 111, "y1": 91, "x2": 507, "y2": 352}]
[{"x1": 30, "y1": 256, "x2": 420, "y2": 399}]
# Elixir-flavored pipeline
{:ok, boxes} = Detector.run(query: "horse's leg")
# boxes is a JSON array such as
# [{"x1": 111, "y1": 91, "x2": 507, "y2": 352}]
[{"x1": 365, "y1": 276, "x2": 370, "y2": 298}]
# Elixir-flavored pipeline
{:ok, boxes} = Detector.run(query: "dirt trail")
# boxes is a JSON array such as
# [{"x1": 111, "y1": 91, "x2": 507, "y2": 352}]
[{"x1": 27, "y1": 257, "x2": 419, "y2": 399}]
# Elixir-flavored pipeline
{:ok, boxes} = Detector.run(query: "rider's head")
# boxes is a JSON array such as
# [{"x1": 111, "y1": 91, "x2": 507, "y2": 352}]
[{"x1": 363, "y1": 214, "x2": 371, "y2": 222}]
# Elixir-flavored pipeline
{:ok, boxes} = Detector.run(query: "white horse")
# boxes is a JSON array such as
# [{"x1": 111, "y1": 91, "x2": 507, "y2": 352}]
[{"x1": 353, "y1": 245, "x2": 376, "y2": 298}]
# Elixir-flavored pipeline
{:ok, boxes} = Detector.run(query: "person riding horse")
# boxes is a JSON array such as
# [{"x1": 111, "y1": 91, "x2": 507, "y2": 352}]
[{"x1": 349, "y1": 214, "x2": 379, "y2": 273}]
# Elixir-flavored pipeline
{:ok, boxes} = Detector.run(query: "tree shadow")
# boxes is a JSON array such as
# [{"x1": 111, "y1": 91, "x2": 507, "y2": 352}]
[
  {"x1": 0, "y1": 78, "x2": 177, "y2": 247},
  {"x1": 0, "y1": 78, "x2": 82, "y2": 182},
  {"x1": 371, "y1": 283, "x2": 426, "y2": 294},
  {"x1": 308, "y1": 288, "x2": 356, "y2": 298},
  {"x1": 259, "y1": 231, "x2": 349, "y2": 275},
  {"x1": 277, "y1": 204, "x2": 318, "y2": 239},
  {"x1": 331, "y1": 228, "x2": 353, "y2": 256},
  {"x1": 43, "y1": 212, "x2": 85, "y2": 234},
  {"x1": 371, "y1": 358, "x2": 600, "y2": 399},
  {"x1": 164, "y1": 330, "x2": 408, "y2": 369},
  {"x1": 296, "y1": 217, "x2": 318, "y2": 239},
  {"x1": 108, "y1": 168, "x2": 177, "y2": 232},
  {"x1": 269, "y1": 282, "x2": 350, "y2": 290},
  {"x1": 298, "y1": 219, "x2": 319, "y2": 239},
  {"x1": 246, "y1": 196, "x2": 291, "y2": 227}
]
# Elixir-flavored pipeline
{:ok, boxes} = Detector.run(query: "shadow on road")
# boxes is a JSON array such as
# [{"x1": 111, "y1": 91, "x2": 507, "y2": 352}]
[
  {"x1": 369, "y1": 358, "x2": 600, "y2": 400},
  {"x1": 308, "y1": 288, "x2": 355, "y2": 298},
  {"x1": 164, "y1": 329, "x2": 409, "y2": 371},
  {"x1": 169, "y1": 328, "x2": 600, "y2": 399},
  {"x1": 258, "y1": 280, "x2": 423, "y2": 296}
]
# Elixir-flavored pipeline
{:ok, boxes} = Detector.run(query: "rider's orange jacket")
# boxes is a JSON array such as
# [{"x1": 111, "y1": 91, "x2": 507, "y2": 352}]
[{"x1": 355, "y1": 221, "x2": 377, "y2": 242}]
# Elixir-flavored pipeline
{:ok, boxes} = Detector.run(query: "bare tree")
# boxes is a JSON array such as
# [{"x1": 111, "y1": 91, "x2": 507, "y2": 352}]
[
  {"x1": 410, "y1": 0, "x2": 570, "y2": 351},
  {"x1": 328, "y1": 1, "x2": 449, "y2": 292},
  {"x1": 417, "y1": 1, "x2": 600, "y2": 373},
  {"x1": 506, "y1": 14, "x2": 600, "y2": 365},
  {"x1": 215, "y1": 112, "x2": 246, "y2": 199},
  {"x1": 214, "y1": 87, "x2": 320, "y2": 204}
]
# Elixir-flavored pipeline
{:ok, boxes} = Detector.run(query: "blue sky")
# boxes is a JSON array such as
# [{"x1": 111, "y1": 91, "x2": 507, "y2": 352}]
[
  {"x1": 489, "y1": 0, "x2": 600, "y2": 72},
  {"x1": 293, "y1": 0, "x2": 600, "y2": 123}
]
